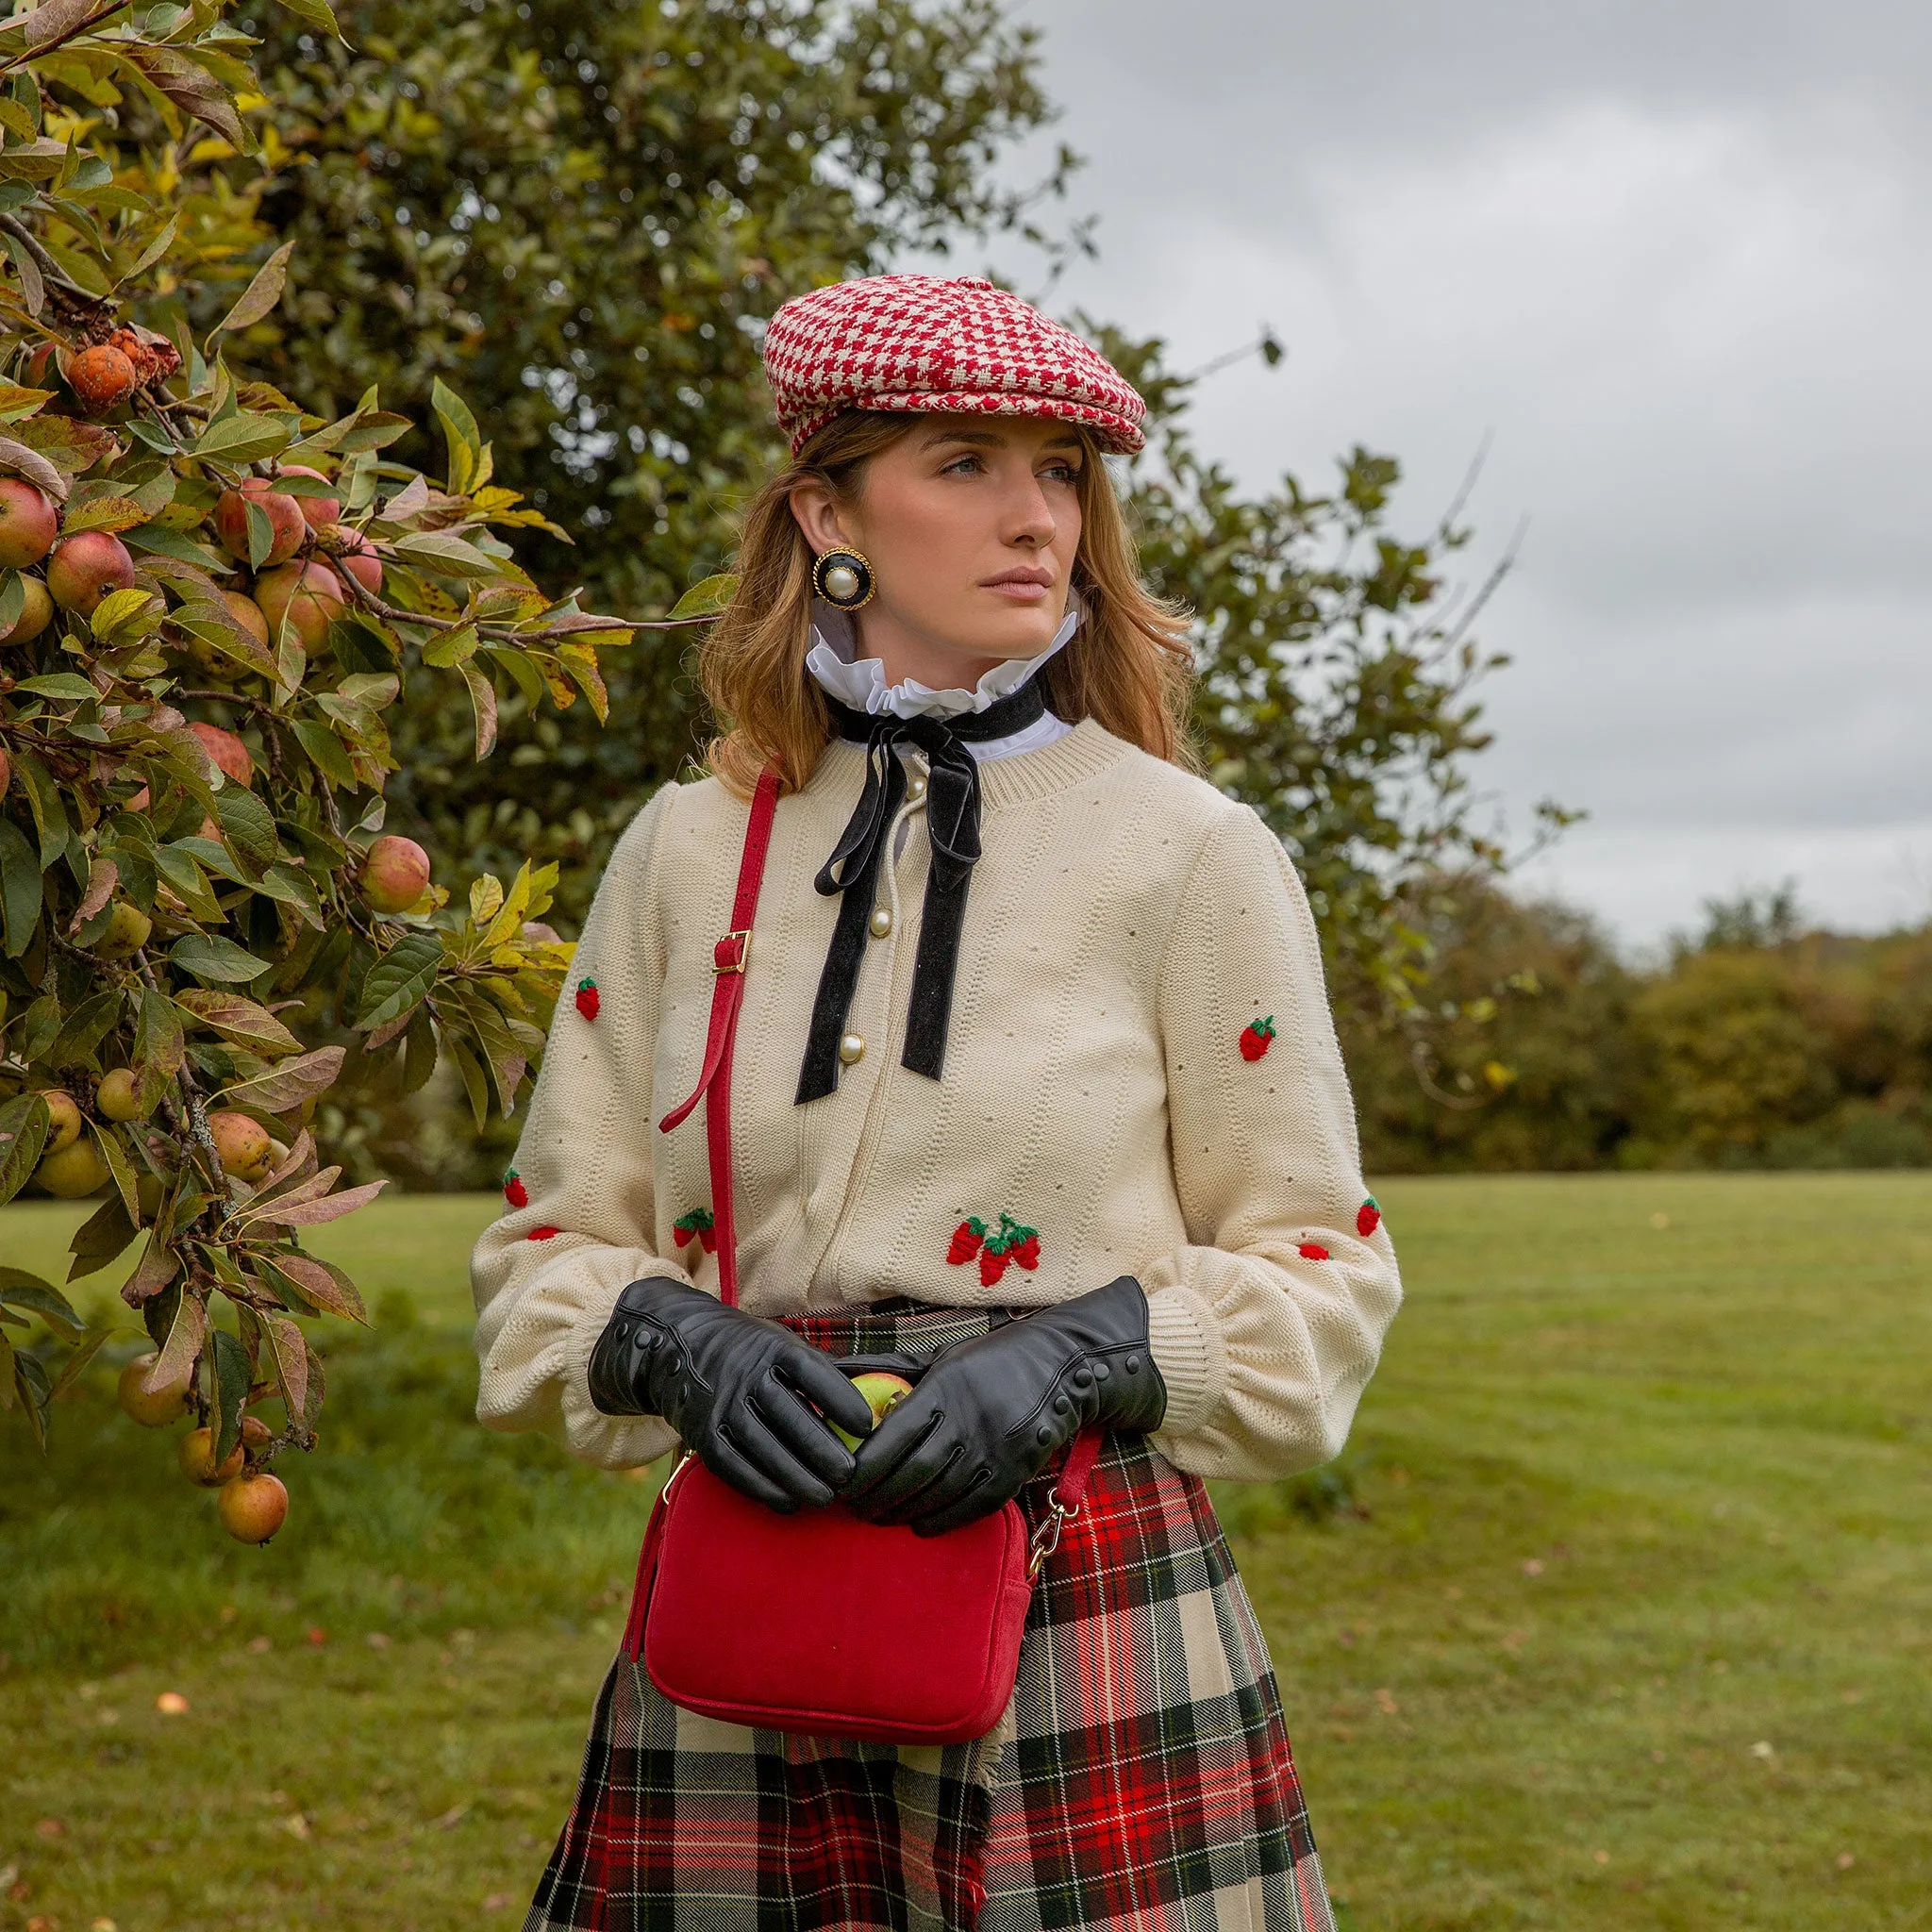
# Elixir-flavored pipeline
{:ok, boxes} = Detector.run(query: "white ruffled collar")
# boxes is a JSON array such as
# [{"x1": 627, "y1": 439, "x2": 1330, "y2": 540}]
[{"x1": 805, "y1": 593, "x2": 1081, "y2": 721}]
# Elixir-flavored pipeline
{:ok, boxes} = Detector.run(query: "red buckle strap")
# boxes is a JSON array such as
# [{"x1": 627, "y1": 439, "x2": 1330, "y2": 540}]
[{"x1": 656, "y1": 765, "x2": 782, "y2": 1307}]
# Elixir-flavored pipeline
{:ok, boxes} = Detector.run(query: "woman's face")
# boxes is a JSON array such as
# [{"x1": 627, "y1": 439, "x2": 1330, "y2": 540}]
[{"x1": 789, "y1": 412, "x2": 1087, "y2": 688}]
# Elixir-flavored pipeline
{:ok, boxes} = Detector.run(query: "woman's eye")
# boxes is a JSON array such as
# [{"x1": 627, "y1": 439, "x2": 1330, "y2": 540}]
[
  {"x1": 941, "y1": 455, "x2": 983, "y2": 475},
  {"x1": 1043, "y1": 463, "x2": 1081, "y2": 485}
]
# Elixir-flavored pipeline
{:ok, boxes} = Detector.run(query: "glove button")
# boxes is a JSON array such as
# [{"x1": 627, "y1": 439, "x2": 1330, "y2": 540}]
[
  {"x1": 1052, "y1": 1393, "x2": 1071, "y2": 1415},
  {"x1": 1037, "y1": 1424, "x2": 1054, "y2": 1445},
  {"x1": 1124, "y1": 1353, "x2": 1142, "y2": 1374},
  {"x1": 1072, "y1": 1367, "x2": 1093, "y2": 1389}
]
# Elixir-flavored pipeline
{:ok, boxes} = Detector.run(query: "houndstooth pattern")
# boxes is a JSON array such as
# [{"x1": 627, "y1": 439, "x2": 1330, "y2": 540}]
[
  {"x1": 522, "y1": 1302, "x2": 1331, "y2": 1932},
  {"x1": 763, "y1": 275, "x2": 1146, "y2": 456}
]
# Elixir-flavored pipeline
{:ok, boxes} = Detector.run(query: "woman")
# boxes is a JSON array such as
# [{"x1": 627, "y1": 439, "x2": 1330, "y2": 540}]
[{"x1": 471, "y1": 274, "x2": 1402, "y2": 1932}]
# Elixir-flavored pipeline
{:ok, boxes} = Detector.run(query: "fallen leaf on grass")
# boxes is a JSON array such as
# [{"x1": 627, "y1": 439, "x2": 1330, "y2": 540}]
[
  {"x1": 33, "y1": 1818, "x2": 65, "y2": 1839},
  {"x1": 1374, "y1": 1688, "x2": 1399, "y2": 1714},
  {"x1": 484, "y1": 1895, "x2": 515, "y2": 1912},
  {"x1": 433, "y1": 1802, "x2": 472, "y2": 1830},
  {"x1": 1838, "y1": 1853, "x2": 1856, "y2": 1870},
  {"x1": 156, "y1": 1690, "x2": 189, "y2": 1714},
  {"x1": 1522, "y1": 1557, "x2": 1544, "y2": 1577},
  {"x1": 279, "y1": 1812, "x2": 311, "y2": 1840}
]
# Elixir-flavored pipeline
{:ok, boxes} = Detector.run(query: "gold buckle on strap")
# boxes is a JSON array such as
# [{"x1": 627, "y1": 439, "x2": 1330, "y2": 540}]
[{"x1": 713, "y1": 929, "x2": 752, "y2": 974}]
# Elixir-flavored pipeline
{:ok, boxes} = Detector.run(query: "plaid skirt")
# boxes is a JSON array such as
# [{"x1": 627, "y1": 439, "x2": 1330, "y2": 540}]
[{"x1": 525, "y1": 1302, "x2": 1333, "y2": 1932}]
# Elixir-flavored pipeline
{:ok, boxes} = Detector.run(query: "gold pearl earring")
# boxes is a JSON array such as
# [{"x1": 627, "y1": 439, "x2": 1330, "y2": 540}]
[{"x1": 812, "y1": 548, "x2": 874, "y2": 610}]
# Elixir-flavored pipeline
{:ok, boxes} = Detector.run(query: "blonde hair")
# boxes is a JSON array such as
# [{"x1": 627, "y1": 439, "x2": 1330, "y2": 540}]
[{"x1": 700, "y1": 411, "x2": 1197, "y2": 796}]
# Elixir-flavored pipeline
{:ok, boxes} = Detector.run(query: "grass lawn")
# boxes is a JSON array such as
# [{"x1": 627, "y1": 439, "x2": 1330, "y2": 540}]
[{"x1": 2, "y1": 1173, "x2": 1928, "y2": 1929}]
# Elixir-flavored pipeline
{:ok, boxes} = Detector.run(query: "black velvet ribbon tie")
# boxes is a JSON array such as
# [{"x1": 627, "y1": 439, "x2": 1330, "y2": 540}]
[{"x1": 796, "y1": 675, "x2": 1048, "y2": 1103}]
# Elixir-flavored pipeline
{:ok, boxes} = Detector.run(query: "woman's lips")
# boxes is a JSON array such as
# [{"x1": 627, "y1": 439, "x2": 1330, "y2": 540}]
[{"x1": 981, "y1": 574, "x2": 1054, "y2": 603}]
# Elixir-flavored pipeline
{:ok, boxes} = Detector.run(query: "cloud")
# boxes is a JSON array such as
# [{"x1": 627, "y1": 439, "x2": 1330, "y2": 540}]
[{"x1": 980, "y1": 0, "x2": 1932, "y2": 941}]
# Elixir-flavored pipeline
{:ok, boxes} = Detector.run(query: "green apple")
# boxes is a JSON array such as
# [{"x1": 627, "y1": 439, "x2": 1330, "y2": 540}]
[{"x1": 832, "y1": 1371, "x2": 913, "y2": 1451}]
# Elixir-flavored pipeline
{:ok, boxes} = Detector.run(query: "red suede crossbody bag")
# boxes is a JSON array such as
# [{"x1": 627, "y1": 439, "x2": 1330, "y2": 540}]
[{"x1": 618, "y1": 763, "x2": 1101, "y2": 1746}]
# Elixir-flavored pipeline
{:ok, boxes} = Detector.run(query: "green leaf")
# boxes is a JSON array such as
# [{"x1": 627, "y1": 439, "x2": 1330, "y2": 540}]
[
  {"x1": 261, "y1": 1307, "x2": 308, "y2": 1419},
  {"x1": 67, "y1": 1191, "x2": 138, "y2": 1282},
  {"x1": 15, "y1": 672, "x2": 96, "y2": 702},
  {"x1": 209, "y1": 1325, "x2": 250, "y2": 1467},
  {"x1": 11, "y1": 746, "x2": 69, "y2": 865},
  {"x1": 0, "y1": 818, "x2": 41, "y2": 954},
  {"x1": 354, "y1": 929, "x2": 444, "y2": 1032},
  {"x1": 244, "y1": 494, "x2": 275, "y2": 571},
  {"x1": 169, "y1": 933, "x2": 272, "y2": 985},
  {"x1": 458, "y1": 659, "x2": 497, "y2": 759},
  {"x1": 0, "y1": 570, "x2": 24, "y2": 634},
  {"x1": 430, "y1": 376, "x2": 490, "y2": 496},
  {"x1": 12, "y1": 1347, "x2": 51, "y2": 1448},
  {"x1": 45, "y1": 990, "x2": 122, "y2": 1069},
  {"x1": 134, "y1": 986, "x2": 185, "y2": 1114},
  {"x1": 669, "y1": 573, "x2": 739, "y2": 620},
  {"x1": 289, "y1": 717, "x2": 357, "y2": 788},
  {"x1": 212, "y1": 239, "x2": 295, "y2": 335},
  {"x1": 0, "y1": 1271, "x2": 87, "y2": 1339},
  {"x1": 217, "y1": 1045, "x2": 343, "y2": 1115},
  {"x1": 192, "y1": 412, "x2": 294, "y2": 466},
  {"x1": 391, "y1": 530, "x2": 502, "y2": 578},
  {"x1": 273, "y1": 0, "x2": 343, "y2": 36},
  {"x1": 126, "y1": 208, "x2": 180, "y2": 280},
  {"x1": 212, "y1": 784, "x2": 278, "y2": 880},
  {"x1": 149, "y1": 1284, "x2": 206, "y2": 1398},
  {"x1": 0, "y1": 1092, "x2": 51, "y2": 1207},
  {"x1": 173, "y1": 989, "x2": 302, "y2": 1057},
  {"x1": 422, "y1": 622, "x2": 479, "y2": 669},
  {"x1": 265, "y1": 1253, "x2": 366, "y2": 1324},
  {"x1": 47, "y1": 1323, "x2": 116, "y2": 1401}
]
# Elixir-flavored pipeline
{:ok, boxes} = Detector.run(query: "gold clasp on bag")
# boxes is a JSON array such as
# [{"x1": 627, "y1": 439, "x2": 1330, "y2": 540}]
[{"x1": 1027, "y1": 1497, "x2": 1081, "y2": 1578}]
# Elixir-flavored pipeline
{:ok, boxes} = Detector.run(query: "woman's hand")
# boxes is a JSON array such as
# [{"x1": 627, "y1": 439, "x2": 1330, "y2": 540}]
[
  {"x1": 588, "y1": 1277, "x2": 876, "y2": 1512},
  {"x1": 841, "y1": 1276, "x2": 1166, "y2": 1535}
]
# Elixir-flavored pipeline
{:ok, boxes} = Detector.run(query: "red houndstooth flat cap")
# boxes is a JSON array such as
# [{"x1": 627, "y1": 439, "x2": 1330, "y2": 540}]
[{"x1": 763, "y1": 274, "x2": 1146, "y2": 457}]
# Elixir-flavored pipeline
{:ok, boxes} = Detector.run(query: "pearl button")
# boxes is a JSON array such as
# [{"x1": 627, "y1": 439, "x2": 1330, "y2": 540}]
[
  {"x1": 839, "y1": 1032, "x2": 865, "y2": 1065},
  {"x1": 823, "y1": 563, "x2": 860, "y2": 602},
  {"x1": 905, "y1": 774, "x2": 927, "y2": 801},
  {"x1": 869, "y1": 907, "x2": 892, "y2": 938}
]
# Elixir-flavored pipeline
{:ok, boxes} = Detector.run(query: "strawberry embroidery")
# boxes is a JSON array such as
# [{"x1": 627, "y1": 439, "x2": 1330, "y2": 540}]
[
  {"x1": 954, "y1": 1212, "x2": 1040, "y2": 1287},
  {"x1": 1297, "y1": 1241, "x2": 1330, "y2": 1261},
  {"x1": 1240, "y1": 1015, "x2": 1276, "y2": 1061},
  {"x1": 575, "y1": 977, "x2": 600, "y2": 1021},
  {"x1": 947, "y1": 1216, "x2": 988, "y2": 1265},
  {"x1": 673, "y1": 1208, "x2": 718, "y2": 1254},
  {"x1": 528, "y1": 1224, "x2": 560, "y2": 1241},
  {"x1": 1357, "y1": 1195, "x2": 1381, "y2": 1238},
  {"x1": 503, "y1": 1169, "x2": 528, "y2": 1209}
]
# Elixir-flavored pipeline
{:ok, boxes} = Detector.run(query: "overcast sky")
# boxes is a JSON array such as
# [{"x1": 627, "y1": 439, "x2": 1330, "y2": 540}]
[{"x1": 974, "y1": 0, "x2": 1932, "y2": 948}]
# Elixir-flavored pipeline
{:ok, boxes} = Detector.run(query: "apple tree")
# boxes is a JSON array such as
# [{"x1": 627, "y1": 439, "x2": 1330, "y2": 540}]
[{"x1": 0, "y1": 0, "x2": 700, "y2": 1532}]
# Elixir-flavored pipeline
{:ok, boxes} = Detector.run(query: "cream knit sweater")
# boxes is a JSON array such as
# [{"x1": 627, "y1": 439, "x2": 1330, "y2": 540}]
[{"x1": 470, "y1": 718, "x2": 1402, "y2": 1483}]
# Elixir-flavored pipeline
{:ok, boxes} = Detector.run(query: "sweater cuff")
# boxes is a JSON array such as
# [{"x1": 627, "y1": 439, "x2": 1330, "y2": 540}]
[
  {"x1": 1142, "y1": 1285, "x2": 1222, "y2": 1440},
  {"x1": 558, "y1": 1264, "x2": 682, "y2": 1471}
]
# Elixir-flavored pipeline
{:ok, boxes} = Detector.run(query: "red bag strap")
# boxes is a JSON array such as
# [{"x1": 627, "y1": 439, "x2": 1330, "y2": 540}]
[
  {"x1": 656, "y1": 758, "x2": 1105, "y2": 1520},
  {"x1": 656, "y1": 762, "x2": 782, "y2": 1307}
]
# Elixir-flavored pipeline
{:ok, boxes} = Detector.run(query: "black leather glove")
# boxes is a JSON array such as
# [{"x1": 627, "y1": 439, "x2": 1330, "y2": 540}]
[
  {"x1": 587, "y1": 1277, "x2": 876, "y2": 1513},
  {"x1": 841, "y1": 1275, "x2": 1167, "y2": 1536}
]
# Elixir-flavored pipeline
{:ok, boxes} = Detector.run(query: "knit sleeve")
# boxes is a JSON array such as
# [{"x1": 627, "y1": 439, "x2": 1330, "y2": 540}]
[
  {"x1": 468, "y1": 781, "x2": 690, "y2": 1472},
  {"x1": 1138, "y1": 803, "x2": 1403, "y2": 1482}
]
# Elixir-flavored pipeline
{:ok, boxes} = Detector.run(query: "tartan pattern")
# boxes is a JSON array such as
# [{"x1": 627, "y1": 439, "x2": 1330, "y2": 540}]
[
  {"x1": 763, "y1": 275, "x2": 1147, "y2": 457},
  {"x1": 525, "y1": 1302, "x2": 1330, "y2": 1932}
]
